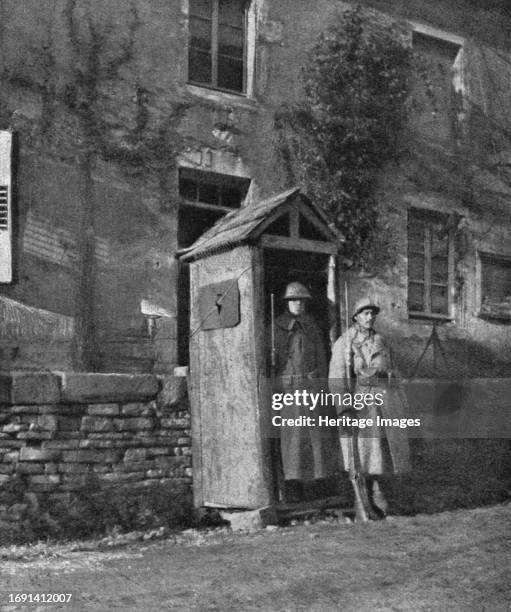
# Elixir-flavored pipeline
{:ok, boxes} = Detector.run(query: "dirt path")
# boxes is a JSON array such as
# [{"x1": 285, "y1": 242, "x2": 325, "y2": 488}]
[{"x1": 1, "y1": 504, "x2": 510, "y2": 612}]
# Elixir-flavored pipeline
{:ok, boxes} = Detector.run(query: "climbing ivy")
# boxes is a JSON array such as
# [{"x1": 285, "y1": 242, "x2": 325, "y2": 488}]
[
  {"x1": 275, "y1": 6, "x2": 412, "y2": 267},
  {"x1": 1, "y1": 1, "x2": 191, "y2": 369}
]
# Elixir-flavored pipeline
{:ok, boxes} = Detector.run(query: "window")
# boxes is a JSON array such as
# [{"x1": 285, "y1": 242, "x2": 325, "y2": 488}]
[
  {"x1": 479, "y1": 253, "x2": 511, "y2": 320},
  {"x1": 411, "y1": 24, "x2": 464, "y2": 142},
  {"x1": 179, "y1": 167, "x2": 249, "y2": 214},
  {"x1": 188, "y1": 0, "x2": 248, "y2": 94},
  {"x1": 408, "y1": 209, "x2": 452, "y2": 318},
  {"x1": 0, "y1": 130, "x2": 12, "y2": 283}
]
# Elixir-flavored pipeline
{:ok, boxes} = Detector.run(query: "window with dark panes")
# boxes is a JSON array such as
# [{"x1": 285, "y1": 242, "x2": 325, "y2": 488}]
[
  {"x1": 480, "y1": 253, "x2": 511, "y2": 320},
  {"x1": 179, "y1": 168, "x2": 250, "y2": 212},
  {"x1": 408, "y1": 209, "x2": 451, "y2": 317},
  {"x1": 188, "y1": 0, "x2": 247, "y2": 93}
]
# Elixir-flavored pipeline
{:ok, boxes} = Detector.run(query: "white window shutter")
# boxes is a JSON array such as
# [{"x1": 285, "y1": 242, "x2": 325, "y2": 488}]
[{"x1": 0, "y1": 130, "x2": 12, "y2": 283}]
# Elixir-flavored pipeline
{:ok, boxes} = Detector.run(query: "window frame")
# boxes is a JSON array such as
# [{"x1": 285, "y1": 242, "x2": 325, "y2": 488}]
[
  {"x1": 187, "y1": 0, "x2": 250, "y2": 96},
  {"x1": 410, "y1": 21, "x2": 466, "y2": 141},
  {"x1": 477, "y1": 251, "x2": 511, "y2": 322},
  {"x1": 407, "y1": 207, "x2": 454, "y2": 321},
  {"x1": 178, "y1": 167, "x2": 250, "y2": 215}
]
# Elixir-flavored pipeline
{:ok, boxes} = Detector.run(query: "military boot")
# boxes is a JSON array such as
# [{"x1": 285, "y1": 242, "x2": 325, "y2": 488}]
[{"x1": 368, "y1": 478, "x2": 388, "y2": 519}]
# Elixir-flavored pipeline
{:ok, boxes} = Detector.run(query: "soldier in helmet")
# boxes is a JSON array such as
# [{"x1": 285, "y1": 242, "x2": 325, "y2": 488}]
[
  {"x1": 272, "y1": 281, "x2": 338, "y2": 501},
  {"x1": 329, "y1": 297, "x2": 410, "y2": 518}
]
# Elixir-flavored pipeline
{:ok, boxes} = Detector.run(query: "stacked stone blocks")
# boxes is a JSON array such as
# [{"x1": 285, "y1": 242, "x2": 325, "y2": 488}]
[{"x1": 0, "y1": 372, "x2": 191, "y2": 537}]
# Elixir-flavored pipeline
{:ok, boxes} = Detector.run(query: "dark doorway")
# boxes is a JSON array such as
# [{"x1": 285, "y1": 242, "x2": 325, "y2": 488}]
[
  {"x1": 263, "y1": 248, "x2": 339, "y2": 503},
  {"x1": 177, "y1": 207, "x2": 228, "y2": 366},
  {"x1": 263, "y1": 248, "x2": 333, "y2": 352}
]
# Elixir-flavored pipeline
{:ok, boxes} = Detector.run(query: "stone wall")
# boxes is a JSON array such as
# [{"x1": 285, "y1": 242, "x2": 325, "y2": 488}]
[{"x1": 0, "y1": 372, "x2": 191, "y2": 540}]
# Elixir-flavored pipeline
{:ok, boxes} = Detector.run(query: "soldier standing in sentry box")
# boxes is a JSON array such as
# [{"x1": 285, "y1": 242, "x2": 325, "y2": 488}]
[
  {"x1": 329, "y1": 298, "x2": 410, "y2": 519},
  {"x1": 272, "y1": 282, "x2": 338, "y2": 502}
]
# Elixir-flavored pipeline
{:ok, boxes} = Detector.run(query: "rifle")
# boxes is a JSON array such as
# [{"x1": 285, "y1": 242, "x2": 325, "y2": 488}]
[
  {"x1": 271, "y1": 293, "x2": 277, "y2": 375},
  {"x1": 344, "y1": 282, "x2": 374, "y2": 522},
  {"x1": 270, "y1": 292, "x2": 285, "y2": 502}
]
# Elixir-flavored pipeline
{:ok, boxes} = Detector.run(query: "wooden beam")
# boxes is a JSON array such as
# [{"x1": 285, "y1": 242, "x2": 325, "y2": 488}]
[
  {"x1": 179, "y1": 200, "x2": 234, "y2": 215},
  {"x1": 290, "y1": 207, "x2": 299, "y2": 238},
  {"x1": 260, "y1": 234, "x2": 338, "y2": 255},
  {"x1": 189, "y1": 261, "x2": 204, "y2": 507},
  {"x1": 410, "y1": 21, "x2": 465, "y2": 47}
]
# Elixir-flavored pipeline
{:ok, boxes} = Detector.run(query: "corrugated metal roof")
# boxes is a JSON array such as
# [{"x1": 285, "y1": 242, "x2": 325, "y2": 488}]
[{"x1": 178, "y1": 187, "x2": 339, "y2": 262}]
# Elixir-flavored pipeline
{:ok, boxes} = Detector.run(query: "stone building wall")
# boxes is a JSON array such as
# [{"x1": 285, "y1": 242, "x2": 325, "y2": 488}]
[
  {"x1": 264, "y1": 0, "x2": 511, "y2": 378},
  {"x1": 0, "y1": 0, "x2": 509, "y2": 376},
  {"x1": 0, "y1": 371, "x2": 191, "y2": 540}
]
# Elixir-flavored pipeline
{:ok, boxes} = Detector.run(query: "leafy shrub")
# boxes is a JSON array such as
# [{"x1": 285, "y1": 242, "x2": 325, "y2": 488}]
[{"x1": 276, "y1": 6, "x2": 412, "y2": 266}]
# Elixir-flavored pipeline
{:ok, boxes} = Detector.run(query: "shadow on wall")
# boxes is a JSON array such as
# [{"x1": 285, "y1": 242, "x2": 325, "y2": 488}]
[{"x1": 392, "y1": 334, "x2": 511, "y2": 379}]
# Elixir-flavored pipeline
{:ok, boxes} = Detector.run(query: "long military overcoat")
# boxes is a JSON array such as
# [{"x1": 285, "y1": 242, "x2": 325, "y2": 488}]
[
  {"x1": 273, "y1": 311, "x2": 339, "y2": 481},
  {"x1": 328, "y1": 325, "x2": 410, "y2": 474}
]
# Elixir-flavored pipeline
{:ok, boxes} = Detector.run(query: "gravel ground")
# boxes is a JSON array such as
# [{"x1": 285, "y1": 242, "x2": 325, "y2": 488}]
[{"x1": 0, "y1": 503, "x2": 510, "y2": 612}]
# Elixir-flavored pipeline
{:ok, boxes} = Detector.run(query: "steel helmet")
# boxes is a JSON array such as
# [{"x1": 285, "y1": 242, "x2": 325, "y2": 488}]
[
  {"x1": 283, "y1": 281, "x2": 312, "y2": 300},
  {"x1": 352, "y1": 297, "x2": 380, "y2": 321}
]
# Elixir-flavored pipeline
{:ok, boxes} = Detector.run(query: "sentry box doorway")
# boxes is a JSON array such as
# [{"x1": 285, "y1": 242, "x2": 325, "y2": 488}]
[{"x1": 178, "y1": 188, "x2": 341, "y2": 509}]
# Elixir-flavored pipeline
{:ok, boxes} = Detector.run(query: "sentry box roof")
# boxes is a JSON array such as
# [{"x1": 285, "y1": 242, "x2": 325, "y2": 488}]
[{"x1": 177, "y1": 187, "x2": 343, "y2": 262}]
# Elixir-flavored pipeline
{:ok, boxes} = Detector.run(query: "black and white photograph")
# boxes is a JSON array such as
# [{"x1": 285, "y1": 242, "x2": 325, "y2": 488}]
[{"x1": 0, "y1": 1, "x2": 510, "y2": 610}]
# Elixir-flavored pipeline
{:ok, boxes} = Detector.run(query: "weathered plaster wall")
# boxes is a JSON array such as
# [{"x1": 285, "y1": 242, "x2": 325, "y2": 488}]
[
  {"x1": 0, "y1": 1, "x2": 185, "y2": 371},
  {"x1": 262, "y1": 0, "x2": 511, "y2": 376},
  {"x1": 359, "y1": 0, "x2": 511, "y2": 50},
  {"x1": 344, "y1": 178, "x2": 511, "y2": 378},
  {"x1": 0, "y1": 0, "x2": 284, "y2": 372},
  {"x1": 0, "y1": 0, "x2": 509, "y2": 376}
]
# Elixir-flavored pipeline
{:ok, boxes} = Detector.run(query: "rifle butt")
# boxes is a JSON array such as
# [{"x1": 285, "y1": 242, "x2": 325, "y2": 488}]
[{"x1": 350, "y1": 474, "x2": 371, "y2": 522}]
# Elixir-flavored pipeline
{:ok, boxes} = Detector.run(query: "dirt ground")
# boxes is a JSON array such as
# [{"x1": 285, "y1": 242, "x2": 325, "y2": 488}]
[{"x1": 1, "y1": 503, "x2": 510, "y2": 612}]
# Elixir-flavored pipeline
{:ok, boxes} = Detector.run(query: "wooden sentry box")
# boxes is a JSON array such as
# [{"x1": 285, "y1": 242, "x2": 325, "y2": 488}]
[{"x1": 179, "y1": 188, "x2": 341, "y2": 509}]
